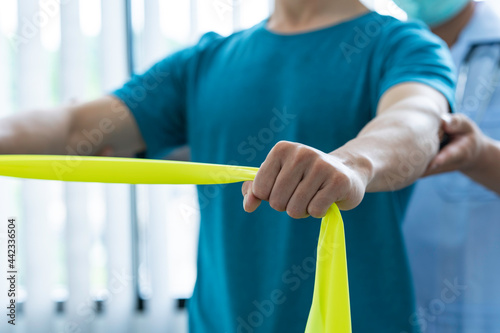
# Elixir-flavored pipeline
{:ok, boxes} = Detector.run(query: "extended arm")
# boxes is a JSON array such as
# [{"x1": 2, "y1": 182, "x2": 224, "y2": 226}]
[
  {"x1": 0, "y1": 96, "x2": 145, "y2": 157},
  {"x1": 242, "y1": 82, "x2": 448, "y2": 217}
]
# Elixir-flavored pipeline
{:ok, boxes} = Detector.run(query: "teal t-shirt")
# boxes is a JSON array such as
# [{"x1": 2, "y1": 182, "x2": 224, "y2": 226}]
[{"x1": 114, "y1": 12, "x2": 455, "y2": 333}]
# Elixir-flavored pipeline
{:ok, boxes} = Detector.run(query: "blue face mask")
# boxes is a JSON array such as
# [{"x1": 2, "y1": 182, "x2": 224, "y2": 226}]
[{"x1": 393, "y1": 0, "x2": 471, "y2": 27}]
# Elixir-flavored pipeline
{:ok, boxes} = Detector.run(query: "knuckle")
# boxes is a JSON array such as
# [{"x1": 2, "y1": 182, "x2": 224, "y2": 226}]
[
  {"x1": 333, "y1": 172, "x2": 351, "y2": 189},
  {"x1": 311, "y1": 159, "x2": 329, "y2": 174},
  {"x1": 274, "y1": 140, "x2": 292, "y2": 153},
  {"x1": 291, "y1": 146, "x2": 317, "y2": 168},
  {"x1": 270, "y1": 141, "x2": 294, "y2": 160},
  {"x1": 276, "y1": 140, "x2": 290, "y2": 147},
  {"x1": 294, "y1": 145, "x2": 310, "y2": 158}
]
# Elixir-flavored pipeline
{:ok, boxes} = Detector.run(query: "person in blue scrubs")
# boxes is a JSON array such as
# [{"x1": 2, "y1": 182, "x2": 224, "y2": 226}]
[
  {"x1": 395, "y1": 0, "x2": 500, "y2": 331},
  {"x1": 0, "y1": 0, "x2": 455, "y2": 332}
]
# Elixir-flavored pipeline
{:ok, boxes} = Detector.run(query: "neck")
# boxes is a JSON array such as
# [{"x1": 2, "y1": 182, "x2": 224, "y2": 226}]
[
  {"x1": 268, "y1": 0, "x2": 369, "y2": 34},
  {"x1": 432, "y1": 2, "x2": 476, "y2": 48}
]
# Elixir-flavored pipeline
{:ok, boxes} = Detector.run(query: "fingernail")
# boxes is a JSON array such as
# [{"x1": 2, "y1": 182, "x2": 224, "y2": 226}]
[
  {"x1": 442, "y1": 114, "x2": 452, "y2": 125},
  {"x1": 243, "y1": 194, "x2": 248, "y2": 211},
  {"x1": 449, "y1": 117, "x2": 459, "y2": 129}
]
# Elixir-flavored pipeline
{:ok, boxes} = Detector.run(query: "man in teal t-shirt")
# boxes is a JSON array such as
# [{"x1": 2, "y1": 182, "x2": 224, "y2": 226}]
[
  {"x1": 0, "y1": 0, "x2": 455, "y2": 332},
  {"x1": 113, "y1": 5, "x2": 454, "y2": 331}
]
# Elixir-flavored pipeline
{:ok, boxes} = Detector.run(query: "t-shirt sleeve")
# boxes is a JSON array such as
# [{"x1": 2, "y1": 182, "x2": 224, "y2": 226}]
[
  {"x1": 112, "y1": 50, "x2": 189, "y2": 159},
  {"x1": 373, "y1": 21, "x2": 457, "y2": 115},
  {"x1": 112, "y1": 33, "x2": 221, "y2": 159}
]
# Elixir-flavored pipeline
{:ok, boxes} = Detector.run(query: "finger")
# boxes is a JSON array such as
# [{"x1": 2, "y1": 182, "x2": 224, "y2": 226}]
[
  {"x1": 433, "y1": 136, "x2": 470, "y2": 166},
  {"x1": 242, "y1": 180, "x2": 252, "y2": 196},
  {"x1": 443, "y1": 114, "x2": 474, "y2": 135},
  {"x1": 245, "y1": 191, "x2": 262, "y2": 213},
  {"x1": 285, "y1": 169, "x2": 324, "y2": 219},
  {"x1": 242, "y1": 181, "x2": 262, "y2": 212},
  {"x1": 267, "y1": 163, "x2": 305, "y2": 212},
  {"x1": 424, "y1": 164, "x2": 459, "y2": 177},
  {"x1": 306, "y1": 176, "x2": 351, "y2": 217},
  {"x1": 424, "y1": 159, "x2": 463, "y2": 176},
  {"x1": 424, "y1": 137, "x2": 470, "y2": 176},
  {"x1": 252, "y1": 158, "x2": 281, "y2": 202},
  {"x1": 307, "y1": 185, "x2": 338, "y2": 218},
  {"x1": 434, "y1": 145, "x2": 465, "y2": 166}
]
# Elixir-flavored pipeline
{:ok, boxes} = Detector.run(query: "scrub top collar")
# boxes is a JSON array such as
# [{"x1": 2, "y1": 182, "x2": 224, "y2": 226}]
[{"x1": 452, "y1": 1, "x2": 500, "y2": 65}]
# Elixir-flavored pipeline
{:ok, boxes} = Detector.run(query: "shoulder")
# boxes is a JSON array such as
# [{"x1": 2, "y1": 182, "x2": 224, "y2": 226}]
[
  {"x1": 341, "y1": 12, "x2": 446, "y2": 51},
  {"x1": 368, "y1": 14, "x2": 453, "y2": 69},
  {"x1": 339, "y1": 13, "x2": 448, "y2": 65},
  {"x1": 357, "y1": 14, "x2": 456, "y2": 114},
  {"x1": 166, "y1": 24, "x2": 262, "y2": 68},
  {"x1": 374, "y1": 14, "x2": 446, "y2": 50}
]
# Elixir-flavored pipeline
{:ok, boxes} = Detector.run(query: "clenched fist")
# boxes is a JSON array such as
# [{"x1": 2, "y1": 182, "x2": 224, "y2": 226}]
[{"x1": 241, "y1": 141, "x2": 369, "y2": 219}]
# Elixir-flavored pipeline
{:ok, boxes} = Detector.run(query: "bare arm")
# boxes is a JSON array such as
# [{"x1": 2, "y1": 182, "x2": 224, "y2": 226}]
[
  {"x1": 0, "y1": 96, "x2": 145, "y2": 157},
  {"x1": 335, "y1": 83, "x2": 447, "y2": 193},
  {"x1": 425, "y1": 114, "x2": 500, "y2": 194},
  {"x1": 242, "y1": 82, "x2": 447, "y2": 217}
]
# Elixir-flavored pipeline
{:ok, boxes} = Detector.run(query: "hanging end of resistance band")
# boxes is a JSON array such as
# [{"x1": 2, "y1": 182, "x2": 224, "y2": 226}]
[{"x1": 305, "y1": 204, "x2": 351, "y2": 333}]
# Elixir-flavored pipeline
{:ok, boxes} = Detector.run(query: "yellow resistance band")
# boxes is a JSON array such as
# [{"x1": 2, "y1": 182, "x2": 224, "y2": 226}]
[{"x1": 0, "y1": 155, "x2": 350, "y2": 332}]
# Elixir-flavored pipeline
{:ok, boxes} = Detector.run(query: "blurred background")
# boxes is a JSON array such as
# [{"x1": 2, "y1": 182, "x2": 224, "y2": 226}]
[{"x1": 0, "y1": 0, "x2": 426, "y2": 332}]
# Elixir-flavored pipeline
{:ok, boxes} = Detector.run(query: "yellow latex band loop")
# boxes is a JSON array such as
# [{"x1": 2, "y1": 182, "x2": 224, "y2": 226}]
[{"x1": 0, "y1": 155, "x2": 351, "y2": 332}]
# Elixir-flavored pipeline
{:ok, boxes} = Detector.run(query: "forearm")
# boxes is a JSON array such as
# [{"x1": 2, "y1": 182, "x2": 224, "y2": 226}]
[
  {"x1": 245, "y1": 84, "x2": 449, "y2": 215},
  {"x1": 330, "y1": 109, "x2": 441, "y2": 192},
  {"x1": 465, "y1": 137, "x2": 500, "y2": 194},
  {"x1": 0, "y1": 97, "x2": 145, "y2": 157},
  {"x1": 0, "y1": 109, "x2": 72, "y2": 155}
]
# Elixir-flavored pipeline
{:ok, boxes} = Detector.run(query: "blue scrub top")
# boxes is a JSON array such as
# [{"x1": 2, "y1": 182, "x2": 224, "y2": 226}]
[
  {"x1": 114, "y1": 12, "x2": 455, "y2": 333},
  {"x1": 404, "y1": 2, "x2": 500, "y2": 332}
]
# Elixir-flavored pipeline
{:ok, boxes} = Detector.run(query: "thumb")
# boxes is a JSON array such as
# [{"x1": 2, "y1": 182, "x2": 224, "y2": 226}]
[
  {"x1": 442, "y1": 114, "x2": 474, "y2": 135},
  {"x1": 241, "y1": 181, "x2": 261, "y2": 213}
]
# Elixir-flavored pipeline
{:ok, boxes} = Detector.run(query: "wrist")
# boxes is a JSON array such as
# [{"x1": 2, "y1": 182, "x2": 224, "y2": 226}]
[
  {"x1": 463, "y1": 134, "x2": 495, "y2": 176},
  {"x1": 329, "y1": 147, "x2": 375, "y2": 191}
]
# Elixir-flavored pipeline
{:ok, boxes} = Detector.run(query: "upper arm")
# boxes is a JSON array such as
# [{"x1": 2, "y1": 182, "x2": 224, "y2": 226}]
[
  {"x1": 72, "y1": 34, "x2": 219, "y2": 159},
  {"x1": 67, "y1": 95, "x2": 146, "y2": 157},
  {"x1": 367, "y1": 82, "x2": 449, "y2": 147},
  {"x1": 111, "y1": 48, "x2": 196, "y2": 159},
  {"x1": 110, "y1": 33, "x2": 222, "y2": 159},
  {"x1": 377, "y1": 82, "x2": 449, "y2": 118},
  {"x1": 351, "y1": 82, "x2": 448, "y2": 147}
]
